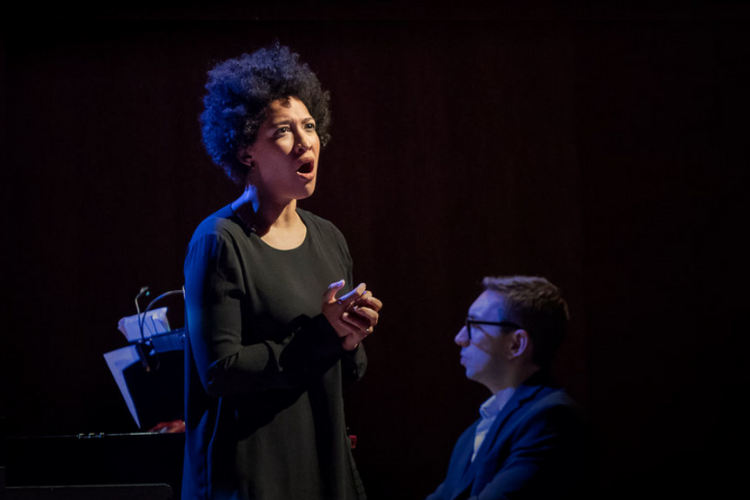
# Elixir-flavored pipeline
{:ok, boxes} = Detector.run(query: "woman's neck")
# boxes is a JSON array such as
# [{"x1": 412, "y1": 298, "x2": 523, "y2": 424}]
[{"x1": 232, "y1": 185, "x2": 306, "y2": 249}]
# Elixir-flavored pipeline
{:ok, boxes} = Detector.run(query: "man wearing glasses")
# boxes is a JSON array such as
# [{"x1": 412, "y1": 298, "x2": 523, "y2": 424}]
[{"x1": 425, "y1": 275, "x2": 589, "y2": 500}]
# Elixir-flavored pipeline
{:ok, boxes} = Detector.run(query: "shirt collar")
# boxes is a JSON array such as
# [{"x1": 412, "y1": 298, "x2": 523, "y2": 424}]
[{"x1": 479, "y1": 387, "x2": 516, "y2": 420}]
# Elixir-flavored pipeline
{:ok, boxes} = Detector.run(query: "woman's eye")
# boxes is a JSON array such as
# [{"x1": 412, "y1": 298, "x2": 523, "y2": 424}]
[
  {"x1": 305, "y1": 122, "x2": 316, "y2": 130},
  {"x1": 276, "y1": 126, "x2": 290, "y2": 134}
]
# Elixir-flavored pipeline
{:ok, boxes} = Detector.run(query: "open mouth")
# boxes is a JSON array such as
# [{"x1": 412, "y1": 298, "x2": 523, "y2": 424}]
[{"x1": 297, "y1": 162, "x2": 313, "y2": 174}]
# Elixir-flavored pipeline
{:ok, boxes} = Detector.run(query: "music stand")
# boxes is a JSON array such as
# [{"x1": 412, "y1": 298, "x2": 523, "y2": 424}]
[{"x1": 104, "y1": 329, "x2": 185, "y2": 430}]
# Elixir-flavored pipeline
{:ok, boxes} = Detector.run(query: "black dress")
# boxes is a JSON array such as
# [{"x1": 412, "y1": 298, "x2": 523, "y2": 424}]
[{"x1": 181, "y1": 205, "x2": 368, "y2": 500}]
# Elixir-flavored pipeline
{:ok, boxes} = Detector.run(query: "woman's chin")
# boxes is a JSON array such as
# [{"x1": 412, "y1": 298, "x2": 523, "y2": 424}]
[{"x1": 298, "y1": 182, "x2": 316, "y2": 200}]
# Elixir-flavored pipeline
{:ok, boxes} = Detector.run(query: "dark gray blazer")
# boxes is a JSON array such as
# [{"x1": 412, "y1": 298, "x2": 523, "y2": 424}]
[{"x1": 426, "y1": 372, "x2": 590, "y2": 500}]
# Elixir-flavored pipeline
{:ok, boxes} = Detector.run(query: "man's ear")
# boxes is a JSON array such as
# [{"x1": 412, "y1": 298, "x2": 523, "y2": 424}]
[
  {"x1": 508, "y1": 329, "x2": 530, "y2": 359},
  {"x1": 236, "y1": 146, "x2": 254, "y2": 167}
]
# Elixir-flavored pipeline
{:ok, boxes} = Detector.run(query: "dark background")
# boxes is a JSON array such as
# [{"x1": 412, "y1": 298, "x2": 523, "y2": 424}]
[{"x1": 4, "y1": 8, "x2": 748, "y2": 500}]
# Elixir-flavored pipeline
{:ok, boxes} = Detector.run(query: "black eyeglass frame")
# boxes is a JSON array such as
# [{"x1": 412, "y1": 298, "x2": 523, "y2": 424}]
[{"x1": 465, "y1": 319, "x2": 524, "y2": 340}]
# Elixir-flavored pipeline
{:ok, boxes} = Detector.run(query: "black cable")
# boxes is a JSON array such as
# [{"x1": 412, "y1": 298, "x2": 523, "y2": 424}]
[
  {"x1": 138, "y1": 288, "x2": 185, "y2": 371},
  {"x1": 134, "y1": 286, "x2": 150, "y2": 343}
]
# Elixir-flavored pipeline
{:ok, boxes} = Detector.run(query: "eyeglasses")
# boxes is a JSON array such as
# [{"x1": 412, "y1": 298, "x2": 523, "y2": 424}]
[{"x1": 465, "y1": 319, "x2": 523, "y2": 340}]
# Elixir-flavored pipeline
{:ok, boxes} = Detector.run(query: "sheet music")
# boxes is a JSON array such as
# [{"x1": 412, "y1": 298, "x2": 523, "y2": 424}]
[
  {"x1": 103, "y1": 346, "x2": 142, "y2": 428},
  {"x1": 117, "y1": 307, "x2": 171, "y2": 343}
]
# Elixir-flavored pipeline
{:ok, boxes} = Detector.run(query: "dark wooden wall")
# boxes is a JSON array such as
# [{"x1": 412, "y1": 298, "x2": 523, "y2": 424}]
[{"x1": 4, "y1": 14, "x2": 746, "y2": 499}]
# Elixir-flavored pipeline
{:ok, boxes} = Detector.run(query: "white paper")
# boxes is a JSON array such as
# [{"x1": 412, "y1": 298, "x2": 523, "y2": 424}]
[
  {"x1": 117, "y1": 307, "x2": 171, "y2": 342},
  {"x1": 103, "y1": 345, "x2": 142, "y2": 428}
]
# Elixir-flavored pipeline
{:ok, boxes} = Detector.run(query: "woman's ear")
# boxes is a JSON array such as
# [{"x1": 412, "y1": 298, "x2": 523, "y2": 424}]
[{"x1": 236, "y1": 146, "x2": 254, "y2": 167}]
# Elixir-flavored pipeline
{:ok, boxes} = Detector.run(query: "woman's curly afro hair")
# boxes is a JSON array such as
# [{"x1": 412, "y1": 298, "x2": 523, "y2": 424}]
[{"x1": 200, "y1": 42, "x2": 332, "y2": 185}]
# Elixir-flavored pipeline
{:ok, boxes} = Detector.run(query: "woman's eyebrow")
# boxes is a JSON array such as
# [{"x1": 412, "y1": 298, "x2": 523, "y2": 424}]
[{"x1": 270, "y1": 116, "x2": 314, "y2": 127}]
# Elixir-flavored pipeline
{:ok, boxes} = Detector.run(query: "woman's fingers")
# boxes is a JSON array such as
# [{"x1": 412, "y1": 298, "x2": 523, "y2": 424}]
[
  {"x1": 321, "y1": 281, "x2": 382, "y2": 348},
  {"x1": 357, "y1": 294, "x2": 383, "y2": 312},
  {"x1": 323, "y1": 279, "x2": 346, "y2": 303},
  {"x1": 343, "y1": 306, "x2": 378, "y2": 330},
  {"x1": 335, "y1": 282, "x2": 366, "y2": 309},
  {"x1": 341, "y1": 326, "x2": 375, "y2": 351}
]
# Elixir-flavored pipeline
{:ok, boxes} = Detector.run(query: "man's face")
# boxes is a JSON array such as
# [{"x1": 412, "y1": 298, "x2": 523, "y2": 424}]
[{"x1": 455, "y1": 290, "x2": 515, "y2": 391}]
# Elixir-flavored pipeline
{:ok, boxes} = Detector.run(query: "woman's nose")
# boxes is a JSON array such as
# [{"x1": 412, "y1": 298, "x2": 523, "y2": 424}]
[{"x1": 296, "y1": 134, "x2": 312, "y2": 153}]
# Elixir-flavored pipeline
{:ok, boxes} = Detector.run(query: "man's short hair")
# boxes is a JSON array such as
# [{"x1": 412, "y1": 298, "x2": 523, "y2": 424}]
[{"x1": 482, "y1": 275, "x2": 570, "y2": 369}]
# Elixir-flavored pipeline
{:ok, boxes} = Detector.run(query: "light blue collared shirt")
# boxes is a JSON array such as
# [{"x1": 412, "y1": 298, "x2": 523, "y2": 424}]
[{"x1": 472, "y1": 387, "x2": 516, "y2": 461}]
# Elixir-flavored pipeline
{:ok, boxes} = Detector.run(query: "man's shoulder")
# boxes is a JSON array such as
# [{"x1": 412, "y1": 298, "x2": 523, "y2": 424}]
[
  {"x1": 521, "y1": 383, "x2": 578, "y2": 409},
  {"x1": 516, "y1": 386, "x2": 587, "y2": 435}
]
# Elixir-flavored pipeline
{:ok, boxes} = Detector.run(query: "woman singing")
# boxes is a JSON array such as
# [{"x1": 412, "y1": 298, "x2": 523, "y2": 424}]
[{"x1": 182, "y1": 43, "x2": 381, "y2": 500}]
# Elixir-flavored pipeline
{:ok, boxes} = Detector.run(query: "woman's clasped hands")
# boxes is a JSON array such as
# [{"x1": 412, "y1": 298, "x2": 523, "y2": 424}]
[{"x1": 322, "y1": 280, "x2": 382, "y2": 351}]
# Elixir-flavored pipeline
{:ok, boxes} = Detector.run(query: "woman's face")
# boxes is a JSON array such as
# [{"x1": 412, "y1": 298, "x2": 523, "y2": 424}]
[{"x1": 244, "y1": 97, "x2": 320, "y2": 204}]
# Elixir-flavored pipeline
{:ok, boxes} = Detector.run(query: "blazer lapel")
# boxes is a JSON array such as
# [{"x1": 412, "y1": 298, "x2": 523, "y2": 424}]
[
  {"x1": 477, "y1": 383, "x2": 545, "y2": 459},
  {"x1": 454, "y1": 378, "x2": 549, "y2": 497},
  {"x1": 455, "y1": 421, "x2": 479, "y2": 483}
]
